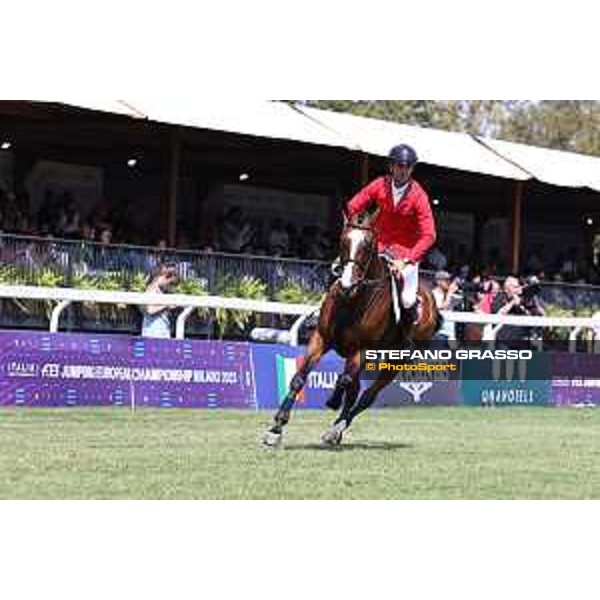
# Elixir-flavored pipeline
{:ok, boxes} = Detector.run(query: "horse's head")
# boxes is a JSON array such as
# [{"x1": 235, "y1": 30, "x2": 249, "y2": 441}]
[{"x1": 338, "y1": 217, "x2": 378, "y2": 294}]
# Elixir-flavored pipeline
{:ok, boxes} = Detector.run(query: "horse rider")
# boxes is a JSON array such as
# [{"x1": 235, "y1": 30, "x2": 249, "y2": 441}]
[{"x1": 346, "y1": 143, "x2": 437, "y2": 325}]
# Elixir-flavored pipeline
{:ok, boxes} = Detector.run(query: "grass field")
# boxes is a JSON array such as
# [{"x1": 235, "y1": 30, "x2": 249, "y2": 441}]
[{"x1": 2, "y1": 407, "x2": 600, "y2": 499}]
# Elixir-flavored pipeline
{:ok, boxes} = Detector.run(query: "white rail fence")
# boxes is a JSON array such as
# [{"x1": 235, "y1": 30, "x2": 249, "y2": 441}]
[{"x1": 0, "y1": 285, "x2": 599, "y2": 345}]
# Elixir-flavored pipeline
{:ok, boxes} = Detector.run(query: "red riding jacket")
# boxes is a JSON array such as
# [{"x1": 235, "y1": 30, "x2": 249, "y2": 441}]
[{"x1": 346, "y1": 176, "x2": 436, "y2": 263}]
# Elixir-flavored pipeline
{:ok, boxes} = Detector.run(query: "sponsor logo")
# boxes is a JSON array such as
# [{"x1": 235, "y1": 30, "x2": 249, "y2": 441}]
[
  {"x1": 398, "y1": 381, "x2": 433, "y2": 404},
  {"x1": 6, "y1": 362, "x2": 38, "y2": 378},
  {"x1": 40, "y1": 363, "x2": 61, "y2": 379},
  {"x1": 481, "y1": 388, "x2": 534, "y2": 405}
]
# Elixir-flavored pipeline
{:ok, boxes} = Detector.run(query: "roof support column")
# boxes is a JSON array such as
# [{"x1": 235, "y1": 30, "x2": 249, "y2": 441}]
[
  {"x1": 510, "y1": 180, "x2": 523, "y2": 273},
  {"x1": 359, "y1": 152, "x2": 369, "y2": 187},
  {"x1": 167, "y1": 129, "x2": 181, "y2": 247}
]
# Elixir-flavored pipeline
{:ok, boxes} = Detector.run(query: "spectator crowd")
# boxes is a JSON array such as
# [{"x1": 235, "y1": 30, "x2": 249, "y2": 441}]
[
  {"x1": 423, "y1": 242, "x2": 600, "y2": 288},
  {"x1": 215, "y1": 206, "x2": 333, "y2": 261},
  {"x1": 0, "y1": 186, "x2": 334, "y2": 262}
]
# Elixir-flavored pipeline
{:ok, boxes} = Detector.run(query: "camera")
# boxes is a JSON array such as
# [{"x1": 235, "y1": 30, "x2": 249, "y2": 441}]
[
  {"x1": 521, "y1": 276, "x2": 541, "y2": 304},
  {"x1": 454, "y1": 277, "x2": 483, "y2": 296},
  {"x1": 452, "y1": 277, "x2": 483, "y2": 312}
]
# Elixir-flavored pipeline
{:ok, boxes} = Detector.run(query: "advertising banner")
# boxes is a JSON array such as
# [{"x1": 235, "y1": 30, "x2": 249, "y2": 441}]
[
  {"x1": 0, "y1": 332, "x2": 256, "y2": 408},
  {"x1": 551, "y1": 379, "x2": 600, "y2": 407},
  {"x1": 252, "y1": 344, "x2": 344, "y2": 410},
  {"x1": 460, "y1": 379, "x2": 551, "y2": 406},
  {"x1": 551, "y1": 348, "x2": 600, "y2": 407},
  {"x1": 252, "y1": 344, "x2": 460, "y2": 410},
  {"x1": 6, "y1": 331, "x2": 598, "y2": 411},
  {"x1": 459, "y1": 353, "x2": 551, "y2": 406},
  {"x1": 551, "y1": 354, "x2": 600, "y2": 406}
]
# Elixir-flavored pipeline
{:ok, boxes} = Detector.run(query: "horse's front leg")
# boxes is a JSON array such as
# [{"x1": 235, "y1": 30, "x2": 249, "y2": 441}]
[{"x1": 263, "y1": 330, "x2": 328, "y2": 447}]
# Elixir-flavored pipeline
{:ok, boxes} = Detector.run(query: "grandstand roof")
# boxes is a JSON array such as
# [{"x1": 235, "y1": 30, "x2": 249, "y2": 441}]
[
  {"x1": 77, "y1": 99, "x2": 354, "y2": 149},
  {"x1": 294, "y1": 104, "x2": 530, "y2": 181},
  {"x1": 26, "y1": 100, "x2": 600, "y2": 191},
  {"x1": 474, "y1": 136, "x2": 600, "y2": 192},
  {"x1": 28, "y1": 99, "x2": 145, "y2": 118}
]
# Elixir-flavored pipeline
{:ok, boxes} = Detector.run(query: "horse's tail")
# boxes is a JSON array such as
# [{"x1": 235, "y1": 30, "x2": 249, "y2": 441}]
[{"x1": 420, "y1": 285, "x2": 443, "y2": 335}]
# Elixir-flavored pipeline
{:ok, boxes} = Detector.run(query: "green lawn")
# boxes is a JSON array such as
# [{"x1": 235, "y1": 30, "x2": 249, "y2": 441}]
[{"x1": 1, "y1": 407, "x2": 600, "y2": 499}]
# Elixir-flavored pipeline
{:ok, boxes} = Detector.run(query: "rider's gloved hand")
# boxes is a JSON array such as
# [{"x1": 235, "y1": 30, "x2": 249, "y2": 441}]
[{"x1": 390, "y1": 258, "x2": 412, "y2": 273}]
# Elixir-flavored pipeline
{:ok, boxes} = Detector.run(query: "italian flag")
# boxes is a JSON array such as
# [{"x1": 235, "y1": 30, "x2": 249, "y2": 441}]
[{"x1": 276, "y1": 355, "x2": 306, "y2": 404}]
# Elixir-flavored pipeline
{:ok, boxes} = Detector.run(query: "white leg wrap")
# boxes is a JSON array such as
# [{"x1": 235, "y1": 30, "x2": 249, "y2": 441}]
[{"x1": 400, "y1": 263, "x2": 419, "y2": 308}]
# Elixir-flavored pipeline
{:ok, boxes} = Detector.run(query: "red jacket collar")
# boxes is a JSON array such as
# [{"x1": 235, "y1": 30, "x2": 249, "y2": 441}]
[{"x1": 385, "y1": 175, "x2": 415, "y2": 208}]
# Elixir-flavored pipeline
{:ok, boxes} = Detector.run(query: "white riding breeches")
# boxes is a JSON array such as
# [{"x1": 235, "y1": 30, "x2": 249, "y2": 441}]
[{"x1": 400, "y1": 262, "x2": 419, "y2": 308}]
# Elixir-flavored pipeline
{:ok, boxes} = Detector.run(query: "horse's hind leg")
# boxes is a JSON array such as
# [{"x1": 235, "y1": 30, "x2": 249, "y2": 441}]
[
  {"x1": 336, "y1": 368, "x2": 397, "y2": 432},
  {"x1": 263, "y1": 330, "x2": 328, "y2": 447},
  {"x1": 325, "y1": 353, "x2": 359, "y2": 411}
]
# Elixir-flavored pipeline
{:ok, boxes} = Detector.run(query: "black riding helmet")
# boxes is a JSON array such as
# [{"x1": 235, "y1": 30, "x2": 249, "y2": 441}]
[{"x1": 388, "y1": 144, "x2": 418, "y2": 166}]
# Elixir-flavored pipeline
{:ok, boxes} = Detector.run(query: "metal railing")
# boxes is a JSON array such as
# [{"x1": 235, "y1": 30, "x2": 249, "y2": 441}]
[
  {"x1": 0, "y1": 233, "x2": 331, "y2": 293},
  {"x1": 0, "y1": 233, "x2": 332, "y2": 334}
]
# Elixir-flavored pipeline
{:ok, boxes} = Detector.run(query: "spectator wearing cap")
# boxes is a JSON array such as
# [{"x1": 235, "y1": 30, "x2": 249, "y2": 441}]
[
  {"x1": 432, "y1": 270, "x2": 459, "y2": 341},
  {"x1": 432, "y1": 271, "x2": 459, "y2": 310}
]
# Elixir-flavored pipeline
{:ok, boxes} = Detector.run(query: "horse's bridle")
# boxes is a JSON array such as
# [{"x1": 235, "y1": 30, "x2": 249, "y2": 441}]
[{"x1": 337, "y1": 224, "x2": 387, "y2": 290}]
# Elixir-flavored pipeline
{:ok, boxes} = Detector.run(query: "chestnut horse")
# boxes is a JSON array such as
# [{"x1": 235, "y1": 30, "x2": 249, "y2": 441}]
[{"x1": 263, "y1": 216, "x2": 441, "y2": 447}]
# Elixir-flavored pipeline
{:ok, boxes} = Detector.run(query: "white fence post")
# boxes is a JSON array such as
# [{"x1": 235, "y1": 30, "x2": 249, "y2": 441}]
[
  {"x1": 50, "y1": 300, "x2": 72, "y2": 333},
  {"x1": 176, "y1": 306, "x2": 196, "y2": 339}
]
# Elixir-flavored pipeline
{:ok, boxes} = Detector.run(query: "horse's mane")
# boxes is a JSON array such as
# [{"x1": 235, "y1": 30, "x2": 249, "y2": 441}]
[{"x1": 345, "y1": 201, "x2": 381, "y2": 230}]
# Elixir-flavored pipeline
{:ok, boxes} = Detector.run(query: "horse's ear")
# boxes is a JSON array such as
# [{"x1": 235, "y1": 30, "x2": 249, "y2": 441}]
[{"x1": 341, "y1": 208, "x2": 349, "y2": 228}]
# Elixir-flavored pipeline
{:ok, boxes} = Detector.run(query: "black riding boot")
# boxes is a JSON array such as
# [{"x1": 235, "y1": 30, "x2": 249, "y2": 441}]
[{"x1": 402, "y1": 302, "x2": 419, "y2": 326}]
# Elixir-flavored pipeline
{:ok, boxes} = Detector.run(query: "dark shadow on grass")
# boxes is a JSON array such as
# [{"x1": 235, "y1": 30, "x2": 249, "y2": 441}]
[{"x1": 284, "y1": 441, "x2": 413, "y2": 452}]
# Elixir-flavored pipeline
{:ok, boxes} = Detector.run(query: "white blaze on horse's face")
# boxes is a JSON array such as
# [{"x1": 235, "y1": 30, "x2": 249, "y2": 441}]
[{"x1": 341, "y1": 228, "x2": 366, "y2": 289}]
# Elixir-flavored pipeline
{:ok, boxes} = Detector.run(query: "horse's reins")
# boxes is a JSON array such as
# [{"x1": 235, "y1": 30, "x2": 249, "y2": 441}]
[{"x1": 338, "y1": 223, "x2": 389, "y2": 289}]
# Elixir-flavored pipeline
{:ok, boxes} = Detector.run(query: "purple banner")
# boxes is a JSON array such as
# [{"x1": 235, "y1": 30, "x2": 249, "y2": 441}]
[
  {"x1": 550, "y1": 354, "x2": 600, "y2": 407},
  {"x1": 551, "y1": 379, "x2": 600, "y2": 407},
  {"x1": 551, "y1": 353, "x2": 600, "y2": 379},
  {"x1": 0, "y1": 331, "x2": 256, "y2": 408}
]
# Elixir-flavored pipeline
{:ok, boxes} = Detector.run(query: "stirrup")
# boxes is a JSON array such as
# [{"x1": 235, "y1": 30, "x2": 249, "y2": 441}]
[{"x1": 403, "y1": 300, "x2": 421, "y2": 325}]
